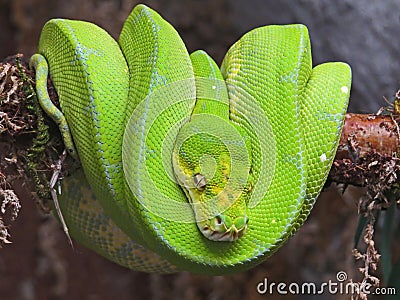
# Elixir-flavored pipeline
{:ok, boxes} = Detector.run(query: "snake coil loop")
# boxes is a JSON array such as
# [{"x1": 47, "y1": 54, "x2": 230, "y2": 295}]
[{"x1": 30, "y1": 4, "x2": 351, "y2": 274}]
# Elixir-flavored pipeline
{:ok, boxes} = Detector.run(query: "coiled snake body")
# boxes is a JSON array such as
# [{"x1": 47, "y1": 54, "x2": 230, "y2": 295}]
[{"x1": 30, "y1": 4, "x2": 351, "y2": 275}]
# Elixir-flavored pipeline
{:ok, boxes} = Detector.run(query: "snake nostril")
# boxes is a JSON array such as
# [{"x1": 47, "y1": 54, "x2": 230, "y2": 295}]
[{"x1": 216, "y1": 215, "x2": 223, "y2": 224}]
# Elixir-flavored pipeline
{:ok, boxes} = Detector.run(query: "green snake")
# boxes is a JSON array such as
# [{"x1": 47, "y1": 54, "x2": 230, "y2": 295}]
[{"x1": 29, "y1": 4, "x2": 351, "y2": 275}]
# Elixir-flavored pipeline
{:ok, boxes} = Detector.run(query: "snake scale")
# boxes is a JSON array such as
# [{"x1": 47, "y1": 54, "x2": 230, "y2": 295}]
[{"x1": 30, "y1": 4, "x2": 351, "y2": 275}]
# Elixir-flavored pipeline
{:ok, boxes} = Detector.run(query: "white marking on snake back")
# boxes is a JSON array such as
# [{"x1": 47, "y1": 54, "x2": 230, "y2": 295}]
[{"x1": 341, "y1": 86, "x2": 349, "y2": 94}]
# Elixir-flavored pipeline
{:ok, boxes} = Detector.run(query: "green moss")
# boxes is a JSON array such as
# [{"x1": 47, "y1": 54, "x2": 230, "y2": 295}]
[{"x1": 16, "y1": 57, "x2": 51, "y2": 200}]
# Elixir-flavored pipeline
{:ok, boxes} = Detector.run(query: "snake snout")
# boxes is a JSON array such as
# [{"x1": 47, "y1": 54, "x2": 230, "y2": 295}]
[{"x1": 199, "y1": 214, "x2": 249, "y2": 242}]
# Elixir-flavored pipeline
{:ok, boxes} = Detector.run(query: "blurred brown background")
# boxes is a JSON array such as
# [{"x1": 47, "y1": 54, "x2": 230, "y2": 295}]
[{"x1": 1, "y1": 0, "x2": 399, "y2": 299}]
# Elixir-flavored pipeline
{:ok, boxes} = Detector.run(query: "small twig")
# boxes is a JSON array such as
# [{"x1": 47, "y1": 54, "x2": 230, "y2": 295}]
[{"x1": 49, "y1": 149, "x2": 73, "y2": 248}]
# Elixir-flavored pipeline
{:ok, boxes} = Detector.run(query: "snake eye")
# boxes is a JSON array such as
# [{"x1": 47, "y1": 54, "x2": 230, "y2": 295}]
[{"x1": 193, "y1": 173, "x2": 206, "y2": 191}]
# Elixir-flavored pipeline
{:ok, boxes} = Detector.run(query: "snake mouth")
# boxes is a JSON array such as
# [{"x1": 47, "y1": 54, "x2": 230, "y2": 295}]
[{"x1": 199, "y1": 215, "x2": 248, "y2": 242}]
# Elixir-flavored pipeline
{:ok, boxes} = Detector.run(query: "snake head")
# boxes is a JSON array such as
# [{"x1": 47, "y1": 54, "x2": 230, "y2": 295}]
[
  {"x1": 172, "y1": 116, "x2": 252, "y2": 242},
  {"x1": 189, "y1": 172, "x2": 250, "y2": 242},
  {"x1": 173, "y1": 166, "x2": 250, "y2": 242}
]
